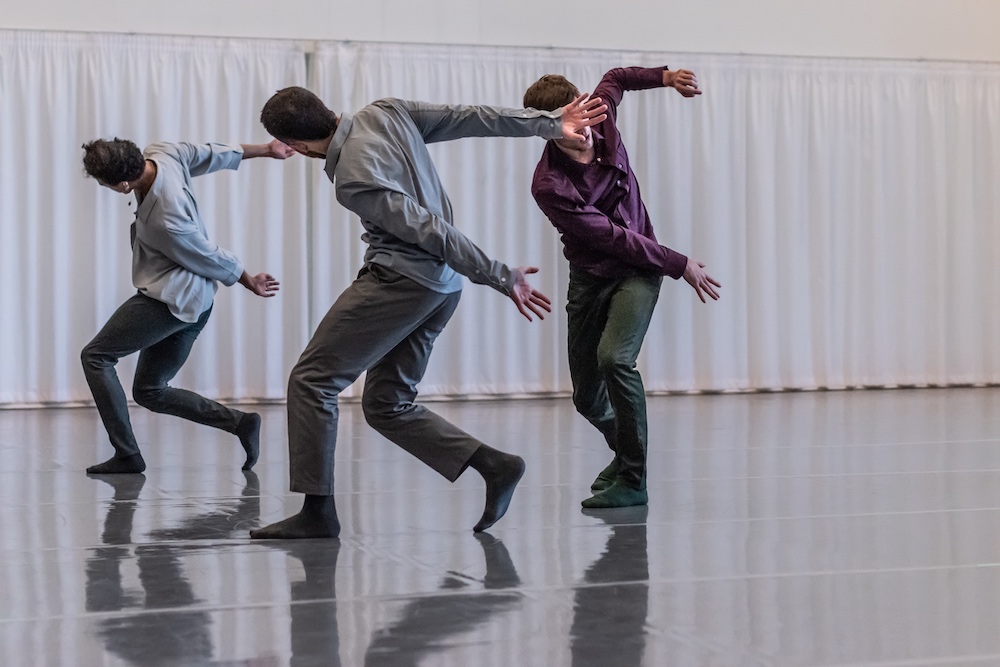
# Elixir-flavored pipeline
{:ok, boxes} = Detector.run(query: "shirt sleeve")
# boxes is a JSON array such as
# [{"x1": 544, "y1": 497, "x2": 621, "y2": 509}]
[
  {"x1": 592, "y1": 67, "x2": 666, "y2": 123},
  {"x1": 533, "y1": 185, "x2": 687, "y2": 279},
  {"x1": 337, "y1": 180, "x2": 514, "y2": 295},
  {"x1": 145, "y1": 203, "x2": 244, "y2": 285},
  {"x1": 395, "y1": 99, "x2": 563, "y2": 144},
  {"x1": 148, "y1": 142, "x2": 244, "y2": 178}
]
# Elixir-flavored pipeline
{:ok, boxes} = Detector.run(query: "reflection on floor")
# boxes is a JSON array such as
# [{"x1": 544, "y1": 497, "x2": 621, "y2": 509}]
[{"x1": 3, "y1": 388, "x2": 1000, "y2": 665}]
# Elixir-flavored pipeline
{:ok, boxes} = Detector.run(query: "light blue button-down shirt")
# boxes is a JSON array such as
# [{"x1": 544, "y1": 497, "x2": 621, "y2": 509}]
[
  {"x1": 325, "y1": 98, "x2": 563, "y2": 295},
  {"x1": 131, "y1": 142, "x2": 244, "y2": 323}
]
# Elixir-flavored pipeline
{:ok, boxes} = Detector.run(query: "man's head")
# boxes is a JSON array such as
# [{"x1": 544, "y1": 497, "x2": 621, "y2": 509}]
[
  {"x1": 523, "y1": 74, "x2": 580, "y2": 112},
  {"x1": 260, "y1": 86, "x2": 339, "y2": 158},
  {"x1": 524, "y1": 74, "x2": 595, "y2": 151},
  {"x1": 81, "y1": 138, "x2": 145, "y2": 192}
]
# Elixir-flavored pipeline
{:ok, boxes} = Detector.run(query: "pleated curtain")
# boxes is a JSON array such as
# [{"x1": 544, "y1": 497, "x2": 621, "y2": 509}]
[{"x1": 1, "y1": 32, "x2": 999, "y2": 405}]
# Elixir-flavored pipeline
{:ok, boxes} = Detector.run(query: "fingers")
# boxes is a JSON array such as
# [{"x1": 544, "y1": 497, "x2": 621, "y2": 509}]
[
  {"x1": 530, "y1": 289, "x2": 552, "y2": 309},
  {"x1": 567, "y1": 94, "x2": 608, "y2": 124},
  {"x1": 674, "y1": 70, "x2": 702, "y2": 97},
  {"x1": 699, "y1": 276, "x2": 720, "y2": 301},
  {"x1": 511, "y1": 291, "x2": 551, "y2": 322},
  {"x1": 515, "y1": 300, "x2": 533, "y2": 322}
]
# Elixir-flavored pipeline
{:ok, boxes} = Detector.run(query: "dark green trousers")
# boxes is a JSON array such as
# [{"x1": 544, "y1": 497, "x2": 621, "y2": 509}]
[{"x1": 566, "y1": 270, "x2": 662, "y2": 490}]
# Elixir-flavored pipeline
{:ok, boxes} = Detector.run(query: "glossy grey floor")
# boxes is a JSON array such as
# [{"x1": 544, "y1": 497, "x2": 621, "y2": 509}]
[{"x1": 4, "y1": 388, "x2": 1000, "y2": 666}]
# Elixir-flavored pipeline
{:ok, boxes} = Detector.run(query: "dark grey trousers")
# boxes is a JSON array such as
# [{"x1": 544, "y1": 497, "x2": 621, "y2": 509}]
[
  {"x1": 566, "y1": 270, "x2": 662, "y2": 490},
  {"x1": 81, "y1": 292, "x2": 245, "y2": 458},
  {"x1": 287, "y1": 265, "x2": 482, "y2": 496}
]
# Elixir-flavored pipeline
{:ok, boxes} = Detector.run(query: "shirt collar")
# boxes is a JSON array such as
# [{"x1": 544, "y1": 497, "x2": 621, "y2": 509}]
[
  {"x1": 134, "y1": 157, "x2": 161, "y2": 221},
  {"x1": 324, "y1": 113, "x2": 354, "y2": 182}
]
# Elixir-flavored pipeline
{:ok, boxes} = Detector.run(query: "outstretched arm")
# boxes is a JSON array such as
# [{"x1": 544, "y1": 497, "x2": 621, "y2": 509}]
[
  {"x1": 339, "y1": 182, "x2": 552, "y2": 321},
  {"x1": 402, "y1": 97, "x2": 606, "y2": 145},
  {"x1": 240, "y1": 139, "x2": 296, "y2": 160}
]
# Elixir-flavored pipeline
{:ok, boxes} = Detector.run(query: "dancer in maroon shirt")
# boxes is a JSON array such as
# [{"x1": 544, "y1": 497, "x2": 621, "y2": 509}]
[{"x1": 525, "y1": 66, "x2": 721, "y2": 508}]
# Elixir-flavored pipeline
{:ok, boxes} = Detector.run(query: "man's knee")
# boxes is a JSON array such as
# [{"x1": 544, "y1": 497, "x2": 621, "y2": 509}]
[
  {"x1": 133, "y1": 384, "x2": 167, "y2": 411},
  {"x1": 572, "y1": 388, "x2": 609, "y2": 424},
  {"x1": 80, "y1": 343, "x2": 113, "y2": 373},
  {"x1": 596, "y1": 347, "x2": 633, "y2": 375},
  {"x1": 361, "y1": 391, "x2": 411, "y2": 430},
  {"x1": 288, "y1": 362, "x2": 323, "y2": 396}
]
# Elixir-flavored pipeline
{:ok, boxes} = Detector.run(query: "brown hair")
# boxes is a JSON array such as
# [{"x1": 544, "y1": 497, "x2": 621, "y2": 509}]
[{"x1": 523, "y1": 75, "x2": 579, "y2": 112}]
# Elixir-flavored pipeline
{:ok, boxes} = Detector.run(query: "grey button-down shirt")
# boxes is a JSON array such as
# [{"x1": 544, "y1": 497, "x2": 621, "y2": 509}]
[
  {"x1": 324, "y1": 98, "x2": 563, "y2": 295},
  {"x1": 131, "y1": 142, "x2": 244, "y2": 323}
]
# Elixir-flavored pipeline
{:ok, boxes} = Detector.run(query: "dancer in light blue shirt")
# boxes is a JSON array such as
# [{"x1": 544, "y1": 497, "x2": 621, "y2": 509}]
[{"x1": 81, "y1": 138, "x2": 291, "y2": 474}]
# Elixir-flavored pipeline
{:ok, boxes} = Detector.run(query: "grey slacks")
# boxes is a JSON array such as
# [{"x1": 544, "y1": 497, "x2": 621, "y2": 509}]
[
  {"x1": 81, "y1": 292, "x2": 245, "y2": 458},
  {"x1": 287, "y1": 265, "x2": 483, "y2": 496}
]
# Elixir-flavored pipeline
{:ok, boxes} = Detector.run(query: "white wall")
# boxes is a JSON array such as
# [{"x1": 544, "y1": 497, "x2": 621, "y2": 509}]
[{"x1": 2, "y1": 0, "x2": 1000, "y2": 62}]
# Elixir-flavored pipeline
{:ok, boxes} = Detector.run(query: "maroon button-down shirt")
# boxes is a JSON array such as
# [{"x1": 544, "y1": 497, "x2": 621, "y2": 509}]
[{"x1": 530, "y1": 67, "x2": 688, "y2": 280}]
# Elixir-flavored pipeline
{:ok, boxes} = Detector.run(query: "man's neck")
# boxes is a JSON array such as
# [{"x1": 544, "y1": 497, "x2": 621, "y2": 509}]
[{"x1": 133, "y1": 160, "x2": 157, "y2": 197}]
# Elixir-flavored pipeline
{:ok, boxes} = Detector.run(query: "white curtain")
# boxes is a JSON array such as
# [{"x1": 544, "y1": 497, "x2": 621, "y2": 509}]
[
  {"x1": 2, "y1": 34, "x2": 999, "y2": 405},
  {"x1": 0, "y1": 31, "x2": 309, "y2": 405}
]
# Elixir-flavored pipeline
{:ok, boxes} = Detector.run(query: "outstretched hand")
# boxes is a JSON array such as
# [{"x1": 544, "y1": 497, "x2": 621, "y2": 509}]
[
  {"x1": 509, "y1": 266, "x2": 552, "y2": 322},
  {"x1": 267, "y1": 139, "x2": 296, "y2": 159},
  {"x1": 239, "y1": 271, "x2": 281, "y2": 298},
  {"x1": 558, "y1": 93, "x2": 608, "y2": 145},
  {"x1": 665, "y1": 69, "x2": 702, "y2": 98},
  {"x1": 682, "y1": 259, "x2": 721, "y2": 303}
]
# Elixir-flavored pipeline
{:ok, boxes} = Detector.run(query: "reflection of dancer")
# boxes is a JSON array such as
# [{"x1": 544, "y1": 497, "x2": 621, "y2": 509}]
[
  {"x1": 524, "y1": 68, "x2": 719, "y2": 508},
  {"x1": 85, "y1": 473, "x2": 212, "y2": 665},
  {"x1": 80, "y1": 138, "x2": 290, "y2": 475},
  {"x1": 84, "y1": 472, "x2": 262, "y2": 666},
  {"x1": 571, "y1": 508, "x2": 650, "y2": 667},
  {"x1": 262, "y1": 541, "x2": 343, "y2": 667},
  {"x1": 251, "y1": 87, "x2": 607, "y2": 538},
  {"x1": 85, "y1": 474, "x2": 147, "y2": 613},
  {"x1": 364, "y1": 534, "x2": 522, "y2": 666}
]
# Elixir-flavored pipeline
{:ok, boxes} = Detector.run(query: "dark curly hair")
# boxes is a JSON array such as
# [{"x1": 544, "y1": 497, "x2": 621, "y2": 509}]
[
  {"x1": 260, "y1": 86, "x2": 339, "y2": 142},
  {"x1": 81, "y1": 138, "x2": 145, "y2": 184},
  {"x1": 523, "y1": 74, "x2": 580, "y2": 112}
]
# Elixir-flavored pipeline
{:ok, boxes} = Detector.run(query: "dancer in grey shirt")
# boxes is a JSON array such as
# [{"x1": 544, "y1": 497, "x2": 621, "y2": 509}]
[
  {"x1": 250, "y1": 87, "x2": 607, "y2": 538},
  {"x1": 81, "y1": 138, "x2": 291, "y2": 474}
]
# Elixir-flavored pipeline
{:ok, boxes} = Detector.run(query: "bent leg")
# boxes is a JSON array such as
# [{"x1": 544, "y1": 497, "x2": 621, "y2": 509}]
[
  {"x1": 254, "y1": 267, "x2": 455, "y2": 539},
  {"x1": 130, "y1": 306, "x2": 258, "y2": 468},
  {"x1": 362, "y1": 289, "x2": 524, "y2": 532},
  {"x1": 81, "y1": 294, "x2": 192, "y2": 473}
]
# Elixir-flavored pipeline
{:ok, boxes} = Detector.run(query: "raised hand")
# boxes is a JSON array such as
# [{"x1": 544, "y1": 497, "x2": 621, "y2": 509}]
[
  {"x1": 665, "y1": 69, "x2": 702, "y2": 98},
  {"x1": 558, "y1": 94, "x2": 608, "y2": 143},
  {"x1": 239, "y1": 271, "x2": 281, "y2": 298},
  {"x1": 509, "y1": 266, "x2": 553, "y2": 322},
  {"x1": 682, "y1": 259, "x2": 721, "y2": 303}
]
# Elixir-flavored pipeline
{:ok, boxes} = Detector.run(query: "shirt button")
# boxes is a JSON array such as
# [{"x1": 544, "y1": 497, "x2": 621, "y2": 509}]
[
  {"x1": 596, "y1": 157, "x2": 601, "y2": 162},
  {"x1": 616, "y1": 180, "x2": 621, "y2": 186},
  {"x1": 501, "y1": 277, "x2": 507, "y2": 283},
  {"x1": 618, "y1": 163, "x2": 623, "y2": 168}
]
